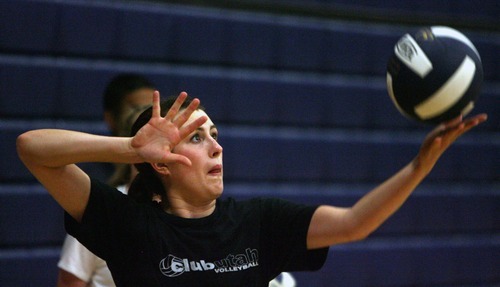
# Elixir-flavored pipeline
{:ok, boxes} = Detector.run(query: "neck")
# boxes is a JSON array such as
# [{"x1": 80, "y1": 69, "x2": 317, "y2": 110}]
[{"x1": 165, "y1": 199, "x2": 217, "y2": 219}]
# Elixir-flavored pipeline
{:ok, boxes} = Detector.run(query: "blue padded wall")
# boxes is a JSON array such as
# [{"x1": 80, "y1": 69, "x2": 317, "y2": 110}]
[{"x1": 0, "y1": 0, "x2": 498, "y2": 286}]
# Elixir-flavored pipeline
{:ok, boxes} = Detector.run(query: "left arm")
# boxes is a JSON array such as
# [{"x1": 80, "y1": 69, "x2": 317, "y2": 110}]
[{"x1": 307, "y1": 114, "x2": 487, "y2": 249}]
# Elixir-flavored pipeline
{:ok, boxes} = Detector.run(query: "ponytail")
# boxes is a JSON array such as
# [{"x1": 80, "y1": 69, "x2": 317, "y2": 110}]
[{"x1": 128, "y1": 164, "x2": 166, "y2": 210}]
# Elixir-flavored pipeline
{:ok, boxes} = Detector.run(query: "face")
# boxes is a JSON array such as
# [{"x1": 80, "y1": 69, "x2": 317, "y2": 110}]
[
  {"x1": 166, "y1": 110, "x2": 223, "y2": 205},
  {"x1": 116, "y1": 88, "x2": 155, "y2": 136},
  {"x1": 122, "y1": 88, "x2": 155, "y2": 108}
]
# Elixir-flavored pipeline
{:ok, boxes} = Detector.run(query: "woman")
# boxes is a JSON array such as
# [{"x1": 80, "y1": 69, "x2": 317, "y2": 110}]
[{"x1": 17, "y1": 91, "x2": 487, "y2": 286}]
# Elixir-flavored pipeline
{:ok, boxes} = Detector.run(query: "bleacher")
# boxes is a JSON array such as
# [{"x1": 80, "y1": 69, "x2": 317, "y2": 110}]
[{"x1": 0, "y1": 0, "x2": 498, "y2": 286}]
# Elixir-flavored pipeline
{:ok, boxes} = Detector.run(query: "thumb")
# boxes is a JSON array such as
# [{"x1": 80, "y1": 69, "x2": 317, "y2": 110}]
[{"x1": 163, "y1": 153, "x2": 192, "y2": 167}]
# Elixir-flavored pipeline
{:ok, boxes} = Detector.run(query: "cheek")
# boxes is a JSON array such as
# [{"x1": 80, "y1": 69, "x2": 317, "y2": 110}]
[
  {"x1": 173, "y1": 147, "x2": 203, "y2": 169},
  {"x1": 174, "y1": 145, "x2": 196, "y2": 159}
]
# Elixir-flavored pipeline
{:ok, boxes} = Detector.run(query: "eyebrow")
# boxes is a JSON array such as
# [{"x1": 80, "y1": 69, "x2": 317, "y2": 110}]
[{"x1": 195, "y1": 125, "x2": 217, "y2": 131}]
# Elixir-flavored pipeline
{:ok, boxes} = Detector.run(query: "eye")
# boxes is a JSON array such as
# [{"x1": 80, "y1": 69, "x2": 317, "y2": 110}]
[
  {"x1": 190, "y1": 133, "x2": 201, "y2": 143},
  {"x1": 211, "y1": 132, "x2": 218, "y2": 140}
]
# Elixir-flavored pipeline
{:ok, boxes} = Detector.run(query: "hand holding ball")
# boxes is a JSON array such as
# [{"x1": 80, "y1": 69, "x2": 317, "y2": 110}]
[{"x1": 386, "y1": 26, "x2": 483, "y2": 124}]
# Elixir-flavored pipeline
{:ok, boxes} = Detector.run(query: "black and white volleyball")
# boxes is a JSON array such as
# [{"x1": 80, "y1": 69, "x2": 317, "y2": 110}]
[{"x1": 386, "y1": 26, "x2": 483, "y2": 124}]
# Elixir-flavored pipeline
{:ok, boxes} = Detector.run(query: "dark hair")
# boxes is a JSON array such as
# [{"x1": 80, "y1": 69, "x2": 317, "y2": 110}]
[
  {"x1": 127, "y1": 95, "x2": 205, "y2": 209},
  {"x1": 103, "y1": 73, "x2": 155, "y2": 127}
]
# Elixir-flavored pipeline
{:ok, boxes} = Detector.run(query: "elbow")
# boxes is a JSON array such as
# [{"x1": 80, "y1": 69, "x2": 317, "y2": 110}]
[
  {"x1": 16, "y1": 131, "x2": 39, "y2": 164},
  {"x1": 16, "y1": 132, "x2": 30, "y2": 160}
]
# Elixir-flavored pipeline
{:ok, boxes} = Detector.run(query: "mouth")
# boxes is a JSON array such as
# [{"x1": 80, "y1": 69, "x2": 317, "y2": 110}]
[{"x1": 208, "y1": 164, "x2": 222, "y2": 175}]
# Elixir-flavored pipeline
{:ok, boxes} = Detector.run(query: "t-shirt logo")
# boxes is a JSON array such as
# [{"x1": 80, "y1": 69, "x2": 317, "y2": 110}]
[{"x1": 159, "y1": 248, "x2": 259, "y2": 277}]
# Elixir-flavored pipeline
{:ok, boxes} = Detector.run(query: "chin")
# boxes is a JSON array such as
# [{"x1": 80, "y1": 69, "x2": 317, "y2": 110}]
[{"x1": 211, "y1": 184, "x2": 224, "y2": 199}]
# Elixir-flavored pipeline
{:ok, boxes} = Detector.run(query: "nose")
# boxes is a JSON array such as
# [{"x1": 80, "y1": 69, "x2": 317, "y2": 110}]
[{"x1": 209, "y1": 137, "x2": 223, "y2": 158}]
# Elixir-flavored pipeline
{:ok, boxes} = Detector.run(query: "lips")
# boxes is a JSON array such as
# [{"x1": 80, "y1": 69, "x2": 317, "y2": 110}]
[{"x1": 208, "y1": 164, "x2": 222, "y2": 174}]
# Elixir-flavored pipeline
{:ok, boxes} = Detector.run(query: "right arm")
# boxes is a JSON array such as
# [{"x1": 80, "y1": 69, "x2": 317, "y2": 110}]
[
  {"x1": 16, "y1": 91, "x2": 206, "y2": 222},
  {"x1": 16, "y1": 129, "x2": 137, "y2": 221}
]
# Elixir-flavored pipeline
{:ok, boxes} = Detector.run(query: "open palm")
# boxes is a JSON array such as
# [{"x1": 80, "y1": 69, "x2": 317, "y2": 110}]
[{"x1": 131, "y1": 91, "x2": 207, "y2": 166}]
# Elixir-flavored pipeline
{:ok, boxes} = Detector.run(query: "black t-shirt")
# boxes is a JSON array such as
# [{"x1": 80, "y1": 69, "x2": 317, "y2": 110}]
[{"x1": 65, "y1": 179, "x2": 328, "y2": 286}]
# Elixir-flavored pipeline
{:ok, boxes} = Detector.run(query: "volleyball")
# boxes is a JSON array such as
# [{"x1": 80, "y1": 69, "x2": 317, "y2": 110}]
[{"x1": 386, "y1": 26, "x2": 483, "y2": 124}]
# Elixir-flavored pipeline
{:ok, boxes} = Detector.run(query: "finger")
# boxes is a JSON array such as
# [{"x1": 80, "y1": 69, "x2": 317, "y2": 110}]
[
  {"x1": 164, "y1": 153, "x2": 192, "y2": 167},
  {"x1": 432, "y1": 114, "x2": 465, "y2": 139},
  {"x1": 444, "y1": 114, "x2": 463, "y2": 129},
  {"x1": 165, "y1": 92, "x2": 188, "y2": 120},
  {"x1": 464, "y1": 113, "x2": 488, "y2": 127},
  {"x1": 441, "y1": 116, "x2": 484, "y2": 148},
  {"x1": 449, "y1": 113, "x2": 487, "y2": 136},
  {"x1": 151, "y1": 91, "x2": 161, "y2": 118},
  {"x1": 179, "y1": 115, "x2": 208, "y2": 139},
  {"x1": 172, "y1": 98, "x2": 201, "y2": 127},
  {"x1": 451, "y1": 115, "x2": 485, "y2": 137}
]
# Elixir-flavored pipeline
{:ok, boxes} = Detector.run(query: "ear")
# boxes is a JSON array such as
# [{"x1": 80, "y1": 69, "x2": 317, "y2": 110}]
[{"x1": 151, "y1": 163, "x2": 170, "y2": 176}]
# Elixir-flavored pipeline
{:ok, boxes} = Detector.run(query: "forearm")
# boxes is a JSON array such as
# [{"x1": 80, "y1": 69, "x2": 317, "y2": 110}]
[
  {"x1": 346, "y1": 114, "x2": 487, "y2": 239},
  {"x1": 348, "y1": 158, "x2": 428, "y2": 239},
  {"x1": 308, "y1": 158, "x2": 429, "y2": 248},
  {"x1": 17, "y1": 129, "x2": 139, "y2": 168}
]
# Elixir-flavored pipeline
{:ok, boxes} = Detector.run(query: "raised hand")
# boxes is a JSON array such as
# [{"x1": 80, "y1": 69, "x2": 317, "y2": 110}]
[
  {"x1": 131, "y1": 91, "x2": 207, "y2": 166},
  {"x1": 415, "y1": 113, "x2": 488, "y2": 174}
]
